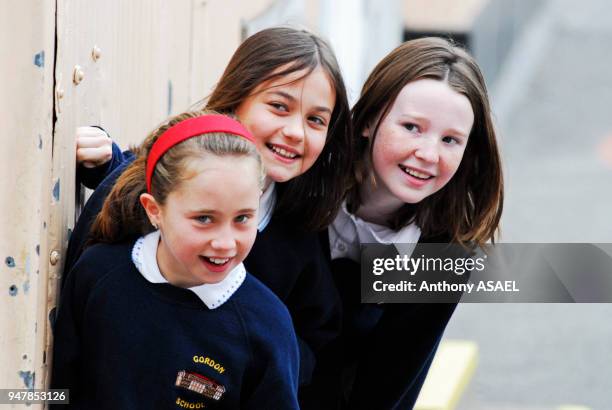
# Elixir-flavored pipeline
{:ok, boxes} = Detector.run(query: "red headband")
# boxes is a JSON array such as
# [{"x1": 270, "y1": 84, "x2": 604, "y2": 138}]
[{"x1": 146, "y1": 114, "x2": 255, "y2": 193}]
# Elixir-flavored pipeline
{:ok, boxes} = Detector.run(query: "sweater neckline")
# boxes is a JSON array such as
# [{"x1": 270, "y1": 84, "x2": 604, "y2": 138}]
[{"x1": 131, "y1": 230, "x2": 246, "y2": 309}]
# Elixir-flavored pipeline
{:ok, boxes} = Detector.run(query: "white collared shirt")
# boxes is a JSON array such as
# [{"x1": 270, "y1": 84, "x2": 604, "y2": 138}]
[
  {"x1": 132, "y1": 230, "x2": 246, "y2": 309},
  {"x1": 258, "y1": 182, "x2": 276, "y2": 232},
  {"x1": 329, "y1": 202, "x2": 422, "y2": 262}
]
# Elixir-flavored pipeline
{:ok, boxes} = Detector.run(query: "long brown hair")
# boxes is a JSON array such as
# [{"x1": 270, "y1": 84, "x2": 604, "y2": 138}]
[
  {"x1": 90, "y1": 111, "x2": 263, "y2": 244},
  {"x1": 199, "y1": 26, "x2": 353, "y2": 231},
  {"x1": 347, "y1": 37, "x2": 503, "y2": 246}
]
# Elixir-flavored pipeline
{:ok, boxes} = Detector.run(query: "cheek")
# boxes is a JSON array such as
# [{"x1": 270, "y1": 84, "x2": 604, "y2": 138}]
[
  {"x1": 239, "y1": 105, "x2": 273, "y2": 143},
  {"x1": 304, "y1": 132, "x2": 327, "y2": 164},
  {"x1": 176, "y1": 225, "x2": 206, "y2": 253},
  {"x1": 246, "y1": 119, "x2": 269, "y2": 144},
  {"x1": 372, "y1": 136, "x2": 401, "y2": 172},
  {"x1": 179, "y1": 235, "x2": 203, "y2": 259},
  {"x1": 238, "y1": 229, "x2": 258, "y2": 255},
  {"x1": 438, "y1": 150, "x2": 466, "y2": 186}
]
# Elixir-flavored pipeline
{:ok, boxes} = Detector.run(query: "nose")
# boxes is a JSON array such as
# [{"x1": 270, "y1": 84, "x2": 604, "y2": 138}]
[
  {"x1": 210, "y1": 225, "x2": 236, "y2": 252},
  {"x1": 282, "y1": 114, "x2": 305, "y2": 143},
  {"x1": 414, "y1": 137, "x2": 440, "y2": 163}
]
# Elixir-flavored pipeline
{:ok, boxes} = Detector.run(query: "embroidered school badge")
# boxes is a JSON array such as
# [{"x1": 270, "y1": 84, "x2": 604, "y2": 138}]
[{"x1": 175, "y1": 370, "x2": 226, "y2": 401}]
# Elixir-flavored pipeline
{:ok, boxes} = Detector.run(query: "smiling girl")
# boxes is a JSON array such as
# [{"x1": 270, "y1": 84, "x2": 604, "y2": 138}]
[
  {"x1": 64, "y1": 27, "x2": 353, "y2": 390},
  {"x1": 52, "y1": 113, "x2": 300, "y2": 409},
  {"x1": 309, "y1": 37, "x2": 504, "y2": 409}
]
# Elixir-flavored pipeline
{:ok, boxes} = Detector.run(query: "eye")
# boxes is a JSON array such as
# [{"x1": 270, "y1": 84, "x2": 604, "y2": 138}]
[
  {"x1": 195, "y1": 215, "x2": 213, "y2": 224},
  {"x1": 269, "y1": 102, "x2": 288, "y2": 112},
  {"x1": 234, "y1": 214, "x2": 251, "y2": 224},
  {"x1": 308, "y1": 115, "x2": 327, "y2": 127},
  {"x1": 442, "y1": 136, "x2": 460, "y2": 145},
  {"x1": 403, "y1": 123, "x2": 419, "y2": 133}
]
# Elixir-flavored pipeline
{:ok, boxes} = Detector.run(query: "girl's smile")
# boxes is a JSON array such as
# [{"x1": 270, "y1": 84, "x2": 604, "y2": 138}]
[
  {"x1": 266, "y1": 142, "x2": 301, "y2": 163},
  {"x1": 199, "y1": 255, "x2": 235, "y2": 273},
  {"x1": 398, "y1": 164, "x2": 436, "y2": 188}
]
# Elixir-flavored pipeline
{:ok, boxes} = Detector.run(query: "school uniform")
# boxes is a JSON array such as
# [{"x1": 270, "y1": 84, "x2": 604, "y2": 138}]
[
  {"x1": 66, "y1": 142, "x2": 133, "y2": 279},
  {"x1": 301, "y1": 204, "x2": 461, "y2": 410},
  {"x1": 52, "y1": 231, "x2": 299, "y2": 409},
  {"x1": 67, "y1": 146, "x2": 342, "y2": 386}
]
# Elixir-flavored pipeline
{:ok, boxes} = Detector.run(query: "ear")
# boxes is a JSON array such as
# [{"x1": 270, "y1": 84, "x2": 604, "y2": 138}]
[
  {"x1": 140, "y1": 193, "x2": 162, "y2": 229},
  {"x1": 362, "y1": 124, "x2": 371, "y2": 138}
]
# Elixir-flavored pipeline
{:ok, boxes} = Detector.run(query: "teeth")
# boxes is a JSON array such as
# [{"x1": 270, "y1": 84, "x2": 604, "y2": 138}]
[
  {"x1": 207, "y1": 257, "x2": 229, "y2": 265},
  {"x1": 270, "y1": 145, "x2": 297, "y2": 159},
  {"x1": 401, "y1": 166, "x2": 432, "y2": 180}
]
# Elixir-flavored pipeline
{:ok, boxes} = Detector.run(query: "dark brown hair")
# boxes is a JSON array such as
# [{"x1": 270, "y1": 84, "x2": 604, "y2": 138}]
[
  {"x1": 347, "y1": 37, "x2": 503, "y2": 245},
  {"x1": 198, "y1": 26, "x2": 353, "y2": 231},
  {"x1": 90, "y1": 111, "x2": 263, "y2": 244}
]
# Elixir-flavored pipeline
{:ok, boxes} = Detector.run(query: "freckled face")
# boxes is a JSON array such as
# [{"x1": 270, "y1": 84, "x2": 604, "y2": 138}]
[
  {"x1": 235, "y1": 65, "x2": 336, "y2": 184},
  {"x1": 153, "y1": 155, "x2": 261, "y2": 287},
  {"x1": 369, "y1": 78, "x2": 474, "y2": 204}
]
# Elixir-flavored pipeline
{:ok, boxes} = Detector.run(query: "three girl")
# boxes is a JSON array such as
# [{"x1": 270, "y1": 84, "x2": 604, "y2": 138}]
[
  {"x1": 52, "y1": 113, "x2": 300, "y2": 408},
  {"x1": 58, "y1": 27, "x2": 504, "y2": 409}
]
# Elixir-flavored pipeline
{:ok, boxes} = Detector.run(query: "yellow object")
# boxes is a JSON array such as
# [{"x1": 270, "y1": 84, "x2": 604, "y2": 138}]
[{"x1": 414, "y1": 340, "x2": 478, "y2": 410}]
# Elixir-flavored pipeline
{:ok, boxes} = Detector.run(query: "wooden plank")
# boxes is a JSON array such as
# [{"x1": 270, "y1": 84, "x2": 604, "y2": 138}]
[
  {"x1": 190, "y1": 0, "x2": 275, "y2": 107},
  {"x1": 54, "y1": 0, "x2": 194, "y2": 151},
  {"x1": 0, "y1": 1, "x2": 56, "y2": 407}
]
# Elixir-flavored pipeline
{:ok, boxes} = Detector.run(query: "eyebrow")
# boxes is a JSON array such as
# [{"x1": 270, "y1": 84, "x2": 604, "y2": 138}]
[
  {"x1": 447, "y1": 129, "x2": 469, "y2": 138},
  {"x1": 236, "y1": 208, "x2": 257, "y2": 214},
  {"x1": 400, "y1": 113, "x2": 469, "y2": 137},
  {"x1": 190, "y1": 209, "x2": 218, "y2": 214},
  {"x1": 190, "y1": 208, "x2": 257, "y2": 214},
  {"x1": 267, "y1": 91, "x2": 333, "y2": 115},
  {"x1": 268, "y1": 90, "x2": 296, "y2": 101}
]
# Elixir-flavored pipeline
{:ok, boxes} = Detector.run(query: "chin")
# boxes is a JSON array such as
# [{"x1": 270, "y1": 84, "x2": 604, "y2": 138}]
[
  {"x1": 202, "y1": 274, "x2": 229, "y2": 285},
  {"x1": 392, "y1": 188, "x2": 430, "y2": 205},
  {"x1": 268, "y1": 170, "x2": 295, "y2": 183}
]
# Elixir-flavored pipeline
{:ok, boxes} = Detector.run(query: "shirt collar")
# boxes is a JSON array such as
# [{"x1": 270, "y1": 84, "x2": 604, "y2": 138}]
[
  {"x1": 258, "y1": 182, "x2": 276, "y2": 232},
  {"x1": 132, "y1": 230, "x2": 246, "y2": 309},
  {"x1": 329, "y1": 202, "x2": 421, "y2": 261}
]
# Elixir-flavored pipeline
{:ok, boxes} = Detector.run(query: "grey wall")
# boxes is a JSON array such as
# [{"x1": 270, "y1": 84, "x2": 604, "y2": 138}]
[{"x1": 472, "y1": 0, "x2": 547, "y2": 86}]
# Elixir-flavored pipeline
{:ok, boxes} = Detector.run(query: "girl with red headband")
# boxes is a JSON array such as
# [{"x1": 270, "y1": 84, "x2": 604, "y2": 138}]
[
  {"x1": 52, "y1": 112, "x2": 300, "y2": 408},
  {"x1": 66, "y1": 27, "x2": 352, "y2": 394}
]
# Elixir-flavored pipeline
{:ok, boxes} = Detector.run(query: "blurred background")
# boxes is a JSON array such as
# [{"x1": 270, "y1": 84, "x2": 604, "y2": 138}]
[{"x1": 1, "y1": 0, "x2": 610, "y2": 408}]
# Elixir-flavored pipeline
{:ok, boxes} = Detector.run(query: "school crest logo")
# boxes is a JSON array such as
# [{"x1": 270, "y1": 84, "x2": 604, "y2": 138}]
[{"x1": 175, "y1": 370, "x2": 226, "y2": 401}]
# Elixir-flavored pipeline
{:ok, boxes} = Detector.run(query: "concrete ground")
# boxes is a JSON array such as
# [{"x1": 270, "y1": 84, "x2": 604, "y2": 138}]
[{"x1": 444, "y1": 0, "x2": 612, "y2": 408}]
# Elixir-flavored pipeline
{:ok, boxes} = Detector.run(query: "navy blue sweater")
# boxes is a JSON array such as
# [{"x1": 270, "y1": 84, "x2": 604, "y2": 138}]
[
  {"x1": 52, "y1": 241, "x2": 299, "y2": 409},
  {"x1": 299, "y1": 232, "x2": 462, "y2": 410},
  {"x1": 68, "y1": 144, "x2": 341, "y2": 386}
]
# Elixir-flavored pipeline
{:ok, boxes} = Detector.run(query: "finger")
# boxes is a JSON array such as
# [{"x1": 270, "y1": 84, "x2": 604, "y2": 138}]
[
  {"x1": 77, "y1": 146, "x2": 112, "y2": 166},
  {"x1": 81, "y1": 161, "x2": 97, "y2": 169},
  {"x1": 76, "y1": 126, "x2": 109, "y2": 139},
  {"x1": 76, "y1": 134, "x2": 112, "y2": 149}
]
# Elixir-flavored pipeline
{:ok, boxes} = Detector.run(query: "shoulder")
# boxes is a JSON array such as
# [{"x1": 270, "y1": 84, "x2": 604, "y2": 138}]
[
  {"x1": 80, "y1": 156, "x2": 135, "y2": 220},
  {"x1": 255, "y1": 217, "x2": 325, "y2": 259},
  {"x1": 77, "y1": 240, "x2": 134, "y2": 266},
  {"x1": 96, "y1": 155, "x2": 134, "y2": 195},
  {"x1": 419, "y1": 232, "x2": 452, "y2": 243},
  {"x1": 233, "y1": 274, "x2": 295, "y2": 338},
  {"x1": 68, "y1": 241, "x2": 135, "y2": 289},
  {"x1": 418, "y1": 233, "x2": 476, "y2": 260}
]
